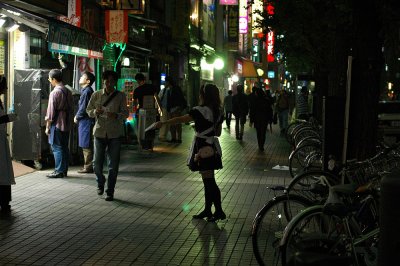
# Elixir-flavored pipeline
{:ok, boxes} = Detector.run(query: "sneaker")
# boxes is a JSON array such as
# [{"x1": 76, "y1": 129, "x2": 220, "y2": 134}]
[
  {"x1": 47, "y1": 171, "x2": 64, "y2": 178},
  {"x1": 97, "y1": 187, "x2": 104, "y2": 195},
  {"x1": 77, "y1": 168, "x2": 94, "y2": 174},
  {"x1": 105, "y1": 195, "x2": 114, "y2": 201}
]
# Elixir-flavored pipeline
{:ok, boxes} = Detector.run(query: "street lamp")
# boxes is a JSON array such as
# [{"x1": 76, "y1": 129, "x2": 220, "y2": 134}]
[
  {"x1": 232, "y1": 74, "x2": 239, "y2": 83},
  {"x1": 256, "y1": 68, "x2": 264, "y2": 77},
  {"x1": 214, "y1": 58, "x2": 224, "y2": 70}
]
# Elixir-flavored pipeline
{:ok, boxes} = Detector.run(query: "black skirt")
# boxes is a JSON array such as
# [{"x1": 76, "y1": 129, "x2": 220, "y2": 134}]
[{"x1": 188, "y1": 139, "x2": 223, "y2": 172}]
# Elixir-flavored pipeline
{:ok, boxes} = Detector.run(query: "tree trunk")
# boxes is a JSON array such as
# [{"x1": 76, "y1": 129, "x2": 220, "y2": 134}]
[{"x1": 347, "y1": 0, "x2": 383, "y2": 160}]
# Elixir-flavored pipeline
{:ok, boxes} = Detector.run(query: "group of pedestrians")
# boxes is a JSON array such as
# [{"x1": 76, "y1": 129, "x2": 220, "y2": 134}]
[
  {"x1": 44, "y1": 69, "x2": 129, "y2": 202},
  {"x1": 223, "y1": 84, "x2": 274, "y2": 151},
  {"x1": 222, "y1": 84, "x2": 310, "y2": 152}
]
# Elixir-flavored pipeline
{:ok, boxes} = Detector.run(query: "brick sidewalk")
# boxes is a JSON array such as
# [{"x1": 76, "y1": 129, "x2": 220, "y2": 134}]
[{"x1": 0, "y1": 122, "x2": 292, "y2": 265}]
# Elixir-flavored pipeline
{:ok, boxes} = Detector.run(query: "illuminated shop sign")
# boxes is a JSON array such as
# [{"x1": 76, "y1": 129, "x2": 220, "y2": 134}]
[
  {"x1": 239, "y1": 16, "x2": 247, "y2": 34},
  {"x1": 252, "y1": 0, "x2": 263, "y2": 34},
  {"x1": 219, "y1": 0, "x2": 238, "y2": 4},
  {"x1": 252, "y1": 38, "x2": 260, "y2": 62},
  {"x1": 267, "y1": 30, "x2": 275, "y2": 62}
]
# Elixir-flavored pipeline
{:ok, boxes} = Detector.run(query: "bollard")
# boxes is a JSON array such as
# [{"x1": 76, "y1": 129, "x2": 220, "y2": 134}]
[{"x1": 378, "y1": 169, "x2": 400, "y2": 266}]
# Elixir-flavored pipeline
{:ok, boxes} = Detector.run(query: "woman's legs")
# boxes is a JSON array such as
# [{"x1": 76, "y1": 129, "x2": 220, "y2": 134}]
[
  {"x1": 192, "y1": 174, "x2": 213, "y2": 219},
  {"x1": 0, "y1": 185, "x2": 11, "y2": 212},
  {"x1": 194, "y1": 170, "x2": 226, "y2": 222}
]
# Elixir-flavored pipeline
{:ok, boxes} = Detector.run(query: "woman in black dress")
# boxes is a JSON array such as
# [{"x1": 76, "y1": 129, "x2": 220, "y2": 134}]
[{"x1": 155, "y1": 84, "x2": 225, "y2": 222}]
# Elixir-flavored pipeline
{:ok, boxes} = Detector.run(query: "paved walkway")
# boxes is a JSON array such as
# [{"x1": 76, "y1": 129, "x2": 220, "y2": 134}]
[{"x1": 0, "y1": 122, "x2": 293, "y2": 265}]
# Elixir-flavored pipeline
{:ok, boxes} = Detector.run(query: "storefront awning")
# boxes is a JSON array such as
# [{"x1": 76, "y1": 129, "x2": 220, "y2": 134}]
[
  {"x1": 47, "y1": 21, "x2": 105, "y2": 59},
  {"x1": 0, "y1": 2, "x2": 105, "y2": 59},
  {"x1": 237, "y1": 58, "x2": 259, "y2": 78}
]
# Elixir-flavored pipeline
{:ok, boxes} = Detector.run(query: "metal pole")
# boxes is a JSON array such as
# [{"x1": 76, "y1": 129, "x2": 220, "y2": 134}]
[{"x1": 342, "y1": 56, "x2": 353, "y2": 165}]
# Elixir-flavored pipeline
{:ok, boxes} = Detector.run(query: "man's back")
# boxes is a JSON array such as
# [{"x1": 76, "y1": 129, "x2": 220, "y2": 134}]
[
  {"x1": 133, "y1": 83, "x2": 157, "y2": 109},
  {"x1": 232, "y1": 93, "x2": 249, "y2": 117}
]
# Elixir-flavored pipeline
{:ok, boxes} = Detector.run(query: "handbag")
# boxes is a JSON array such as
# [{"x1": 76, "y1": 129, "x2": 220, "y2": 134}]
[{"x1": 194, "y1": 146, "x2": 214, "y2": 162}]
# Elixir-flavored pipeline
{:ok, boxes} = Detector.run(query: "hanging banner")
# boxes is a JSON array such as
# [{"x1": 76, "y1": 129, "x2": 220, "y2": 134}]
[
  {"x1": 227, "y1": 5, "x2": 239, "y2": 44},
  {"x1": 58, "y1": 0, "x2": 81, "y2": 27},
  {"x1": 105, "y1": 10, "x2": 128, "y2": 44}
]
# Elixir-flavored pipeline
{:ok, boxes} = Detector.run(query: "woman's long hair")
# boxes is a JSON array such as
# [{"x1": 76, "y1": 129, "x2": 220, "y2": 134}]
[{"x1": 200, "y1": 84, "x2": 222, "y2": 121}]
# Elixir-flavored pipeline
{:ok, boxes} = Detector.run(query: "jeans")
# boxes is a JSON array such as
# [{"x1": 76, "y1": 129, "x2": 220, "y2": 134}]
[
  {"x1": 235, "y1": 114, "x2": 246, "y2": 138},
  {"x1": 94, "y1": 137, "x2": 121, "y2": 196},
  {"x1": 225, "y1": 111, "x2": 232, "y2": 127},
  {"x1": 278, "y1": 109, "x2": 289, "y2": 132},
  {"x1": 51, "y1": 128, "x2": 69, "y2": 174}
]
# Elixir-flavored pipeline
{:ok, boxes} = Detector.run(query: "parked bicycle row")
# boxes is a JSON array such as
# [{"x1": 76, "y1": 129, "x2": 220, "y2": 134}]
[{"x1": 251, "y1": 118, "x2": 400, "y2": 266}]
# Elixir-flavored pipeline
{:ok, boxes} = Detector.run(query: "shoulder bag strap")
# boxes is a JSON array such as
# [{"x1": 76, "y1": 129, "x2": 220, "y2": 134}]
[{"x1": 102, "y1": 91, "x2": 119, "y2": 107}]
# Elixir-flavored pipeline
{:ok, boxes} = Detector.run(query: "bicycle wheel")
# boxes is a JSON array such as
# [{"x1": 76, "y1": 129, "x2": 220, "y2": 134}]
[
  {"x1": 288, "y1": 143, "x2": 322, "y2": 177},
  {"x1": 281, "y1": 205, "x2": 354, "y2": 266},
  {"x1": 285, "y1": 121, "x2": 302, "y2": 145},
  {"x1": 252, "y1": 194, "x2": 312, "y2": 266},
  {"x1": 286, "y1": 170, "x2": 340, "y2": 203}
]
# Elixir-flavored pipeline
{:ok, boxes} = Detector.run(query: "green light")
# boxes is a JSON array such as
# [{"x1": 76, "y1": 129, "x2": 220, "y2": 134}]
[
  {"x1": 113, "y1": 43, "x2": 127, "y2": 71},
  {"x1": 182, "y1": 203, "x2": 191, "y2": 213}
]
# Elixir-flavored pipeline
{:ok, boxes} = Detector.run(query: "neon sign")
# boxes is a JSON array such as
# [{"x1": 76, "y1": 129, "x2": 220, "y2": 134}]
[{"x1": 267, "y1": 30, "x2": 275, "y2": 62}]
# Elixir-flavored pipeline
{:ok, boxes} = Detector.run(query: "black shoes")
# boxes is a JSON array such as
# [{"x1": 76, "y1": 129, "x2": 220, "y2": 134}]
[
  {"x1": 105, "y1": 195, "x2": 114, "y2": 201},
  {"x1": 47, "y1": 171, "x2": 64, "y2": 178},
  {"x1": 97, "y1": 187, "x2": 113, "y2": 201},
  {"x1": 0, "y1": 204, "x2": 11, "y2": 213},
  {"x1": 97, "y1": 187, "x2": 104, "y2": 195},
  {"x1": 207, "y1": 211, "x2": 226, "y2": 222},
  {"x1": 192, "y1": 210, "x2": 213, "y2": 219}
]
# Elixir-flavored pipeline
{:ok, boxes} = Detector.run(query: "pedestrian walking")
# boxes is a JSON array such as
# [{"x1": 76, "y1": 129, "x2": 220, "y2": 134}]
[
  {"x1": 86, "y1": 70, "x2": 129, "y2": 201},
  {"x1": 232, "y1": 84, "x2": 249, "y2": 140},
  {"x1": 154, "y1": 83, "x2": 226, "y2": 222},
  {"x1": 74, "y1": 71, "x2": 95, "y2": 173},
  {"x1": 45, "y1": 69, "x2": 73, "y2": 178},
  {"x1": 274, "y1": 87, "x2": 289, "y2": 136},
  {"x1": 0, "y1": 75, "x2": 17, "y2": 213},
  {"x1": 249, "y1": 86, "x2": 273, "y2": 151},
  {"x1": 223, "y1": 90, "x2": 233, "y2": 128},
  {"x1": 296, "y1": 86, "x2": 310, "y2": 120}
]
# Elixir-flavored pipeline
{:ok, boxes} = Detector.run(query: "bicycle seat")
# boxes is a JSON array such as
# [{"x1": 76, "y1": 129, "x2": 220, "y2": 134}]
[
  {"x1": 288, "y1": 251, "x2": 352, "y2": 266},
  {"x1": 323, "y1": 183, "x2": 358, "y2": 217}
]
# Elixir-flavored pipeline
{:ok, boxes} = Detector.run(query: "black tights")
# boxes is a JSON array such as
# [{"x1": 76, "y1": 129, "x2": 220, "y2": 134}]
[
  {"x1": 201, "y1": 171, "x2": 223, "y2": 213},
  {"x1": 0, "y1": 185, "x2": 11, "y2": 209}
]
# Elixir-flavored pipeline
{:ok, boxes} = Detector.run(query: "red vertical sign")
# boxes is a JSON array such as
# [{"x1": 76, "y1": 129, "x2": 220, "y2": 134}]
[
  {"x1": 105, "y1": 10, "x2": 128, "y2": 43},
  {"x1": 264, "y1": 1, "x2": 275, "y2": 62},
  {"x1": 267, "y1": 30, "x2": 275, "y2": 62}
]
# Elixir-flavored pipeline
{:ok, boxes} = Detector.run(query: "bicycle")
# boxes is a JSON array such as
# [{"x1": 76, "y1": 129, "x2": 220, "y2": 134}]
[
  {"x1": 280, "y1": 177, "x2": 381, "y2": 266},
  {"x1": 252, "y1": 188, "x2": 313, "y2": 266}
]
